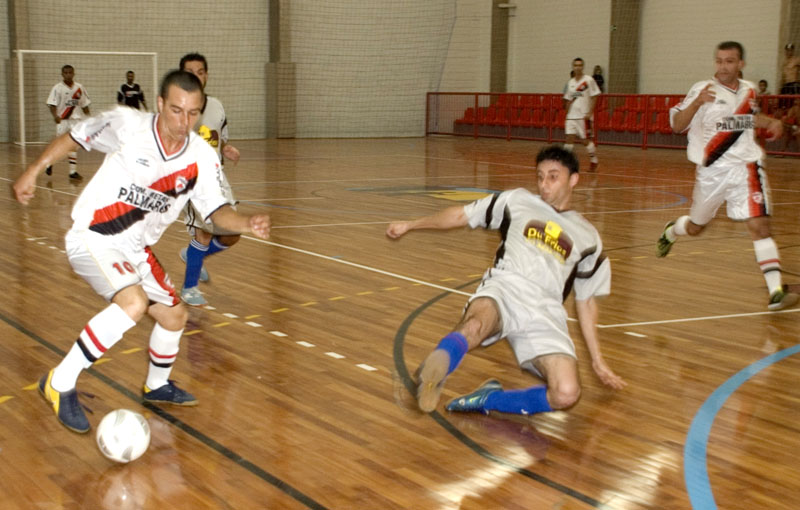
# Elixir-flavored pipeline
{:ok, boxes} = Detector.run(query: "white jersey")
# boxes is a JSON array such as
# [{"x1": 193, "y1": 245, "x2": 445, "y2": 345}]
[
  {"x1": 563, "y1": 75, "x2": 601, "y2": 120},
  {"x1": 464, "y1": 188, "x2": 610, "y2": 304},
  {"x1": 670, "y1": 78, "x2": 763, "y2": 167},
  {"x1": 47, "y1": 81, "x2": 91, "y2": 120},
  {"x1": 68, "y1": 107, "x2": 229, "y2": 251},
  {"x1": 195, "y1": 95, "x2": 228, "y2": 157}
]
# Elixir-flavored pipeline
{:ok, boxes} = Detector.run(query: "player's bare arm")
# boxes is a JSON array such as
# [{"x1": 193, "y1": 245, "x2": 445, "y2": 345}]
[
  {"x1": 222, "y1": 144, "x2": 240, "y2": 164},
  {"x1": 575, "y1": 296, "x2": 626, "y2": 390},
  {"x1": 386, "y1": 205, "x2": 468, "y2": 239},
  {"x1": 671, "y1": 83, "x2": 715, "y2": 133},
  {"x1": 49, "y1": 105, "x2": 61, "y2": 124},
  {"x1": 209, "y1": 205, "x2": 271, "y2": 239},
  {"x1": 13, "y1": 133, "x2": 80, "y2": 204}
]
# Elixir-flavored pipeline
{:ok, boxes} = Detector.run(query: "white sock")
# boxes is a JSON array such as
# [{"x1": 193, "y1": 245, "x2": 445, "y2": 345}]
[
  {"x1": 753, "y1": 237, "x2": 782, "y2": 294},
  {"x1": 145, "y1": 323, "x2": 183, "y2": 390},
  {"x1": 51, "y1": 303, "x2": 137, "y2": 391},
  {"x1": 670, "y1": 215, "x2": 691, "y2": 240},
  {"x1": 586, "y1": 142, "x2": 597, "y2": 162},
  {"x1": 68, "y1": 151, "x2": 78, "y2": 175}
]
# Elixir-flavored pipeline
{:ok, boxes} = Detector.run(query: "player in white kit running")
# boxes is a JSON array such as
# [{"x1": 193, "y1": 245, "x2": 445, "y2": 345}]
[{"x1": 656, "y1": 41, "x2": 796, "y2": 311}]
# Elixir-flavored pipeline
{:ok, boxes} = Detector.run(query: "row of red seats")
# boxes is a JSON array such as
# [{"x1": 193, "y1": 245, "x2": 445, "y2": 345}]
[
  {"x1": 456, "y1": 106, "x2": 676, "y2": 134},
  {"x1": 491, "y1": 94, "x2": 683, "y2": 113}
]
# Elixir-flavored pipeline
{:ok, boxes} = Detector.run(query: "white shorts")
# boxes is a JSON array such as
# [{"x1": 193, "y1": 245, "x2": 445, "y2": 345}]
[
  {"x1": 65, "y1": 231, "x2": 179, "y2": 306},
  {"x1": 470, "y1": 269, "x2": 576, "y2": 369},
  {"x1": 183, "y1": 167, "x2": 238, "y2": 236},
  {"x1": 56, "y1": 118, "x2": 80, "y2": 137},
  {"x1": 690, "y1": 160, "x2": 770, "y2": 225},
  {"x1": 565, "y1": 118, "x2": 592, "y2": 139}
]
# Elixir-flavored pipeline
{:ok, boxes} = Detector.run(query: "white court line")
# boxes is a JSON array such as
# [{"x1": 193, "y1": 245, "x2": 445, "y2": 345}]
[
  {"x1": 244, "y1": 235, "x2": 472, "y2": 297},
  {"x1": 599, "y1": 307, "x2": 800, "y2": 328}
]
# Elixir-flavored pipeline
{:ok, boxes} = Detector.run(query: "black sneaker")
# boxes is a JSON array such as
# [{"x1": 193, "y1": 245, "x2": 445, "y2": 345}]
[
  {"x1": 38, "y1": 370, "x2": 90, "y2": 433},
  {"x1": 45, "y1": 166, "x2": 53, "y2": 176},
  {"x1": 69, "y1": 172, "x2": 83, "y2": 181},
  {"x1": 143, "y1": 380, "x2": 198, "y2": 406}
]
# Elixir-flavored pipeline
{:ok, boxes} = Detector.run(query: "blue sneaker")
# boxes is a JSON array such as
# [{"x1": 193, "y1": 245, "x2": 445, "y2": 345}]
[
  {"x1": 179, "y1": 247, "x2": 209, "y2": 283},
  {"x1": 38, "y1": 370, "x2": 90, "y2": 433},
  {"x1": 180, "y1": 286, "x2": 207, "y2": 307},
  {"x1": 446, "y1": 379, "x2": 503, "y2": 414},
  {"x1": 143, "y1": 380, "x2": 198, "y2": 406}
]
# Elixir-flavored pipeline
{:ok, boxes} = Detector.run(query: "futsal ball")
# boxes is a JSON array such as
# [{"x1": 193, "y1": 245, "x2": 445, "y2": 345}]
[{"x1": 96, "y1": 409, "x2": 151, "y2": 463}]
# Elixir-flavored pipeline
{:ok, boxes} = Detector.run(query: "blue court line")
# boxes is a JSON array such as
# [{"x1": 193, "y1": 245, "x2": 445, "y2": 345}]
[{"x1": 684, "y1": 343, "x2": 800, "y2": 509}]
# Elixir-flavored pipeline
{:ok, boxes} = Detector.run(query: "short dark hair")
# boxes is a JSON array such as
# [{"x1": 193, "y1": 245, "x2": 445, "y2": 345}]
[
  {"x1": 717, "y1": 41, "x2": 744, "y2": 60},
  {"x1": 536, "y1": 145, "x2": 579, "y2": 174},
  {"x1": 159, "y1": 69, "x2": 203, "y2": 99},
  {"x1": 759, "y1": 79, "x2": 768, "y2": 86},
  {"x1": 573, "y1": 57, "x2": 584, "y2": 65},
  {"x1": 180, "y1": 53, "x2": 208, "y2": 72},
  {"x1": 127, "y1": 70, "x2": 134, "y2": 74},
  {"x1": 61, "y1": 64, "x2": 73, "y2": 72}
]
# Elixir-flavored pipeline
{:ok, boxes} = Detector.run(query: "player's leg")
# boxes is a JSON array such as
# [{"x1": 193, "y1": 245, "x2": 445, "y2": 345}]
[
  {"x1": 657, "y1": 170, "x2": 720, "y2": 256},
  {"x1": 181, "y1": 228, "x2": 212, "y2": 305},
  {"x1": 142, "y1": 252, "x2": 197, "y2": 405},
  {"x1": 582, "y1": 118, "x2": 599, "y2": 170},
  {"x1": 57, "y1": 120, "x2": 81, "y2": 180},
  {"x1": 745, "y1": 216, "x2": 798, "y2": 310},
  {"x1": 564, "y1": 122, "x2": 577, "y2": 152},
  {"x1": 415, "y1": 297, "x2": 501, "y2": 412},
  {"x1": 42, "y1": 243, "x2": 147, "y2": 432}
]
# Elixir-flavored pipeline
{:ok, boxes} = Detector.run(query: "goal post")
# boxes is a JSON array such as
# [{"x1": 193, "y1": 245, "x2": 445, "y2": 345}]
[{"x1": 13, "y1": 50, "x2": 158, "y2": 145}]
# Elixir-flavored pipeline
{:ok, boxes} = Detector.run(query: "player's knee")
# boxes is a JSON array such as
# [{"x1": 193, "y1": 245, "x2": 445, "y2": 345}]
[
  {"x1": 160, "y1": 303, "x2": 189, "y2": 331},
  {"x1": 549, "y1": 382, "x2": 581, "y2": 409}
]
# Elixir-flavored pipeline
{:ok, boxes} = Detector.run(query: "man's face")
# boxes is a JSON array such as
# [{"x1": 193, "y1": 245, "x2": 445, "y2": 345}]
[
  {"x1": 127, "y1": 72, "x2": 135, "y2": 84},
  {"x1": 572, "y1": 60, "x2": 584, "y2": 77},
  {"x1": 537, "y1": 160, "x2": 577, "y2": 210},
  {"x1": 62, "y1": 67, "x2": 74, "y2": 84},
  {"x1": 714, "y1": 48, "x2": 744, "y2": 87},
  {"x1": 759, "y1": 81, "x2": 767, "y2": 93},
  {"x1": 182, "y1": 60, "x2": 208, "y2": 89},
  {"x1": 157, "y1": 85, "x2": 204, "y2": 141}
]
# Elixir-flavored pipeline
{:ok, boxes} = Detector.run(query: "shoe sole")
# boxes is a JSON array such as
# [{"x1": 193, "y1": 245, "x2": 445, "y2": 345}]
[
  {"x1": 768, "y1": 292, "x2": 799, "y2": 311},
  {"x1": 143, "y1": 397, "x2": 199, "y2": 407},
  {"x1": 416, "y1": 349, "x2": 450, "y2": 413}
]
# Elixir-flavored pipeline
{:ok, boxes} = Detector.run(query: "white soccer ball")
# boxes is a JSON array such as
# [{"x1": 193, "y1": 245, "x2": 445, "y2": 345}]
[{"x1": 96, "y1": 409, "x2": 151, "y2": 463}]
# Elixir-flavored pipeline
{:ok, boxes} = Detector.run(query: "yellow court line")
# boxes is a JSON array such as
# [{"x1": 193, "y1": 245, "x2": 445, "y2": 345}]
[
  {"x1": 272, "y1": 308, "x2": 289, "y2": 313},
  {"x1": 213, "y1": 322, "x2": 231, "y2": 328},
  {"x1": 328, "y1": 296, "x2": 346, "y2": 301},
  {"x1": 300, "y1": 302, "x2": 318, "y2": 307},
  {"x1": 356, "y1": 291, "x2": 373, "y2": 296},
  {"x1": 23, "y1": 383, "x2": 37, "y2": 391},
  {"x1": 246, "y1": 314, "x2": 261, "y2": 319},
  {"x1": 383, "y1": 287, "x2": 400, "y2": 291},
  {"x1": 122, "y1": 348, "x2": 143, "y2": 354},
  {"x1": 0, "y1": 396, "x2": 14, "y2": 404},
  {"x1": 184, "y1": 330, "x2": 203, "y2": 336},
  {"x1": 440, "y1": 277, "x2": 456, "y2": 282},
  {"x1": 95, "y1": 358, "x2": 112, "y2": 365}
]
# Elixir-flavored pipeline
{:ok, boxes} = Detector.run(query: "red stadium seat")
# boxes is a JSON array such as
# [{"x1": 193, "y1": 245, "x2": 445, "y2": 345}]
[
  {"x1": 657, "y1": 111, "x2": 673, "y2": 134},
  {"x1": 455, "y1": 107, "x2": 475, "y2": 124},
  {"x1": 595, "y1": 110, "x2": 610, "y2": 130},
  {"x1": 611, "y1": 110, "x2": 625, "y2": 131}
]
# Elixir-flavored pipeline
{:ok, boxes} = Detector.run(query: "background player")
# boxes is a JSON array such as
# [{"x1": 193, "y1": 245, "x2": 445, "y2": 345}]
[
  {"x1": 46, "y1": 64, "x2": 90, "y2": 180},
  {"x1": 386, "y1": 145, "x2": 625, "y2": 418},
  {"x1": 177, "y1": 53, "x2": 242, "y2": 306},
  {"x1": 563, "y1": 57, "x2": 600, "y2": 171},
  {"x1": 656, "y1": 41, "x2": 794, "y2": 311},
  {"x1": 117, "y1": 70, "x2": 148, "y2": 110},
  {"x1": 13, "y1": 70, "x2": 271, "y2": 433}
]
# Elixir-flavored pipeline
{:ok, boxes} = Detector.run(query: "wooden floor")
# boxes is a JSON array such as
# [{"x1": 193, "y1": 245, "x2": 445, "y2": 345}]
[{"x1": 1, "y1": 136, "x2": 799, "y2": 510}]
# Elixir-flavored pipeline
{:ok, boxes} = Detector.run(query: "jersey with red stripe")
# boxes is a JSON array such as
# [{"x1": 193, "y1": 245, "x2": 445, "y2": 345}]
[
  {"x1": 46, "y1": 81, "x2": 91, "y2": 120},
  {"x1": 670, "y1": 78, "x2": 762, "y2": 166},
  {"x1": 563, "y1": 75, "x2": 601, "y2": 120},
  {"x1": 68, "y1": 107, "x2": 228, "y2": 251}
]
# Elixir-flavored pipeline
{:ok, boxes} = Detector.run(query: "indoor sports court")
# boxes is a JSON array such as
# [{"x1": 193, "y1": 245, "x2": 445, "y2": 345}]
[{"x1": 2, "y1": 2, "x2": 799, "y2": 509}]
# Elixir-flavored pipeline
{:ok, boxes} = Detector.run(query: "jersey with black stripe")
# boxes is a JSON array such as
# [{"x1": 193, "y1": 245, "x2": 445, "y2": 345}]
[
  {"x1": 670, "y1": 78, "x2": 762, "y2": 166},
  {"x1": 463, "y1": 188, "x2": 610, "y2": 302},
  {"x1": 68, "y1": 107, "x2": 229, "y2": 251},
  {"x1": 47, "y1": 81, "x2": 91, "y2": 120},
  {"x1": 563, "y1": 75, "x2": 601, "y2": 120}
]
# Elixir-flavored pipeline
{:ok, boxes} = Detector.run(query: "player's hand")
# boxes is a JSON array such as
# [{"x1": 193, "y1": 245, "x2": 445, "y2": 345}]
[
  {"x1": 386, "y1": 221, "x2": 411, "y2": 239},
  {"x1": 53, "y1": 117, "x2": 61, "y2": 124},
  {"x1": 696, "y1": 83, "x2": 716, "y2": 105},
  {"x1": 592, "y1": 358, "x2": 627, "y2": 390},
  {"x1": 249, "y1": 214, "x2": 271, "y2": 239},
  {"x1": 222, "y1": 144, "x2": 240, "y2": 164},
  {"x1": 13, "y1": 171, "x2": 38, "y2": 205},
  {"x1": 764, "y1": 118, "x2": 783, "y2": 141}
]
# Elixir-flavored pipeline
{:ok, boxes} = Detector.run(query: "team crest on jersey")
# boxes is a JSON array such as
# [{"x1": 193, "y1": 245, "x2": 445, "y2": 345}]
[
  {"x1": 175, "y1": 175, "x2": 188, "y2": 193},
  {"x1": 524, "y1": 220, "x2": 573, "y2": 263},
  {"x1": 751, "y1": 191, "x2": 764, "y2": 204}
]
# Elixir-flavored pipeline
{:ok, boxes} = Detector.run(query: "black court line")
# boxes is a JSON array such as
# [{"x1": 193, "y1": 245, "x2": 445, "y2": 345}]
[
  {"x1": 393, "y1": 281, "x2": 613, "y2": 510},
  {"x1": 0, "y1": 311, "x2": 327, "y2": 510}
]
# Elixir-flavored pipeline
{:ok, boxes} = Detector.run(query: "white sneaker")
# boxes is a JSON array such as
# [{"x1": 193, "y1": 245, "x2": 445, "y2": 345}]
[{"x1": 180, "y1": 286, "x2": 207, "y2": 306}]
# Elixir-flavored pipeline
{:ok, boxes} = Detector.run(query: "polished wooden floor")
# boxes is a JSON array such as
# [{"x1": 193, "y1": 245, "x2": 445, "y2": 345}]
[{"x1": 1, "y1": 136, "x2": 799, "y2": 510}]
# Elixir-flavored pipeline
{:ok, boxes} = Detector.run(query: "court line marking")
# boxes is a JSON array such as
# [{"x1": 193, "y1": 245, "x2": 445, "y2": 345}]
[{"x1": 684, "y1": 344, "x2": 800, "y2": 510}]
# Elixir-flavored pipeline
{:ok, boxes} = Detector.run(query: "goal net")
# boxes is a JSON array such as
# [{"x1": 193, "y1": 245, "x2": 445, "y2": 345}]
[{"x1": 11, "y1": 50, "x2": 157, "y2": 145}]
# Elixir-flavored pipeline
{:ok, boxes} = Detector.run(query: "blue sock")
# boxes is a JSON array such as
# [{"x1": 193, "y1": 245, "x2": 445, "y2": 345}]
[
  {"x1": 183, "y1": 239, "x2": 208, "y2": 288},
  {"x1": 435, "y1": 332, "x2": 469, "y2": 374},
  {"x1": 484, "y1": 385, "x2": 552, "y2": 415},
  {"x1": 205, "y1": 236, "x2": 229, "y2": 256}
]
